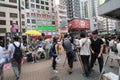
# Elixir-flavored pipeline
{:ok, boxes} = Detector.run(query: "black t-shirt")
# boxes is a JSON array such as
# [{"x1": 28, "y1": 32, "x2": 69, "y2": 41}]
[{"x1": 90, "y1": 38, "x2": 104, "y2": 54}]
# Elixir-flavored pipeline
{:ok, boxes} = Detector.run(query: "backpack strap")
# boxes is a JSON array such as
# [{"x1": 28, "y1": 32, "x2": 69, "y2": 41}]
[{"x1": 13, "y1": 43, "x2": 21, "y2": 48}]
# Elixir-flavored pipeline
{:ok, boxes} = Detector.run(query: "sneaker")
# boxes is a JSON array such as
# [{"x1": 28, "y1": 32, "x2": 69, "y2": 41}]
[
  {"x1": 32, "y1": 61, "x2": 35, "y2": 63},
  {"x1": 68, "y1": 71, "x2": 72, "y2": 75},
  {"x1": 15, "y1": 74, "x2": 20, "y2": 80},
  {"x1": 16, "y1": 77, "x2": 19, "y2": 80},
  {"x1": 85, "y1": 74, "x2": 91, "y2": 78},
  {"x1": 53, "y1": 70, "x2": 58, "y2": 73}
]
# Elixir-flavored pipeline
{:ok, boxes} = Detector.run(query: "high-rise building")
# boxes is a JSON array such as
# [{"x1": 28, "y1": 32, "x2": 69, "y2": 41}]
[
  {"x1": 80, "y1": 0, "x2": 89, "y2": 19},
  {"x1": 65, "y1": 0, "x2": 81, "y2": 20},
  {"x1": 88, "y1": 0, "x2": 118, "y2": 32},
  {"x1": 0, "y1": 0, "x2": 26, "y2": 47},
  {"x1": 55, "y1": 4, "x2": 68, "y2": 33},
  {"x1": 25, "y1": 0, "x2": 56, "y2": 35}
]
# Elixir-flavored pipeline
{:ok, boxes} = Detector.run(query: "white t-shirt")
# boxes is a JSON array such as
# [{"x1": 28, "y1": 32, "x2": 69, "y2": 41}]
[
  {"x1": 79, "y1": 38, "x2": 91, "y2": 55},
  {"x1": 45, "y1": 39, "x2": 51, "y2": 49},
  {"x1": 109, "y1": 40, "x2": 117, "y2": 47},
  {"x1": 74, "y1": 39, "x2": 80, "y2": 46},
  {"x1": 8, "y1": 41, "x2": 24, "y2": 59},
  {"x1": 0, "y1": 46, "x2": 4, "y2": 59}
]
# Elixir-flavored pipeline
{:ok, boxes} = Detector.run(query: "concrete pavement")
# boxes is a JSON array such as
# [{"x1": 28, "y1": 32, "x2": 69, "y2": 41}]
[{"x1": 3, "y1": 53, "x2": 119, "y2": 80}]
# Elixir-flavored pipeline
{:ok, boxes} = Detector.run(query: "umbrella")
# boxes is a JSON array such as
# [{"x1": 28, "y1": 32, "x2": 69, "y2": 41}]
[{"x1": 25, "y1": 30, "x2": 41, "y2": 35}]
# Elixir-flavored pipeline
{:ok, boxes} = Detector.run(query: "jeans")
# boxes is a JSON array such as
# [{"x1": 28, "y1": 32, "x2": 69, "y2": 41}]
[
  {"x1": 80, "y1": 55, "x2": 90, "y2": 74},
  {"x1": 52, "y1": 56, "x2": 57, "y2": 70},
  {"x1": 66, "y1": 51, "x2": 74, "y2": 69},
  {"x1": 90, "y1": 53, "x2": 103, "y2": 73},
  {"x1": 11, "y1": 59, "x2": 21, "y2": 77}
]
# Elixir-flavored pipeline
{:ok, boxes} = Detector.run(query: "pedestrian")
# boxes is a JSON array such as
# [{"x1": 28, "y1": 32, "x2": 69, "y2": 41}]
[
  {"x1": 51, "y1": 37, "x2": 59, "y2": 73},
  {"x1": 31, "y1": 39, "x2": 38, "y2": 63},
  {"x1": 0, "y1": 45, "x2": 5, "y2": 80},
  {"x1": 44, "y1": 38, "x2": 51, "y2": 59},
  {"x1": 8, "y1": 36, "x2": 25, "y2": 80},
  {"x1": 78, "y1": 32, "x2": 91, "y2": 78},
  {"x1": 71, "y1": 37, "x2": 77, "y2": 61},
  {"x1": 63, "y1": 34, "x2": 74, "y2": 74},
  {"x1": 90, "y1": 30, "x2": 104, "y2": 73},
  {"x1": 109, "y1": 35, "x2": 119, "y2": 68}
]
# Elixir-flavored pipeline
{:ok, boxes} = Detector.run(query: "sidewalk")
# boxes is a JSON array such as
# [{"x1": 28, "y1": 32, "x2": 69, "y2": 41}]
[{"x1": 3, "y1": 54, "x2": 119, "y2": 80}]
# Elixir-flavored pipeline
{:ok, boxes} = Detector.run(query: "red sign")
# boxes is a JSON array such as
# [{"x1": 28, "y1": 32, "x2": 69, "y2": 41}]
[
  {"x1": 68, "y1": 20, "x2": 74, "y2": 29},
  {"x1": 68, "y1": 19, "x2": 89, "y2": 30}
]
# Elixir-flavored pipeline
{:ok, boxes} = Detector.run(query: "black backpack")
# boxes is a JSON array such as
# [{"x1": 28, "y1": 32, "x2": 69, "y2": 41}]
[{"x1": 13, "y1": 43, "x2": 23, "y2": 61}]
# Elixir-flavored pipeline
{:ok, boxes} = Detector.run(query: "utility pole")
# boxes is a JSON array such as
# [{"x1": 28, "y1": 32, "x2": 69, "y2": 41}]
[{"x1": 18, "y1": 0, "x2": 22, "y2": 42}]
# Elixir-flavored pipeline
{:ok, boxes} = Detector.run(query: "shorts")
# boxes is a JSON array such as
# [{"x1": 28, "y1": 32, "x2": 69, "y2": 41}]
[
  {"x1": 0, "y1": 63, "x2": 4, "y2": 76},
  {"x1": 32, "y1": 50, "x2": 37, "y2": 55}
]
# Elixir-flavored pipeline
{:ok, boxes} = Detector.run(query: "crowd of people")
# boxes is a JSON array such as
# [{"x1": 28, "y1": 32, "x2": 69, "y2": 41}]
[{"x1": 0, "y1": 29, "x2": 120, "y2": 80}]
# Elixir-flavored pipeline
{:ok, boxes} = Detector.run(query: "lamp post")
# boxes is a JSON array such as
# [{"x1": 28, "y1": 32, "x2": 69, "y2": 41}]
[{"x1": 18, "y1": 0, "x2": 22, "y2": 42}]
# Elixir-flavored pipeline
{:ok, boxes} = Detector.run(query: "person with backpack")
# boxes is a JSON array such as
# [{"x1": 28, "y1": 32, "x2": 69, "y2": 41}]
[
  {"x1": 51, "y1": 37, "x2": 59, "y2": 73},
  {"x1": 8, "y1": 36, "x2": 25, "y2": 80},
  {"x1": 109, "y1": 35, "x2": 119, "y2": 68}
]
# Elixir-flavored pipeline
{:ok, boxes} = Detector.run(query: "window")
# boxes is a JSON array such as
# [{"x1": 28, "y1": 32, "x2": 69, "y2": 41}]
[
  {"x1": 22, "y1": 21, "x2": 25, "y2": 26},
  {"x1": 45, "y1": 2, "x2": 49, "y2": 5},
  {"x1": 46, "y1": 7, "x2": 49, "y2": 10},
  {"x1": 25, "y1": 0, "x2": 29, "y2": 9},
  {"x1": 22, "y1": 14, "x2": 25, "y2": 18},
  {"x1": 32, "y1": 25, "x2": 36, "y2": 29},
  {"x1": 52, "y1": 21, "x2": 55, "y2": 25},
  {"x1": 0, "y1": 20, "x2": 6, "y2": 25},
  {"x1": 41, "y1": 1, "x2": 44, "y2": 4},
  {"x1": 10, "y1": 13, "x2": 17, "y2": 18},
  {"x1": 0, "y1": 28, "x2": 6, "y2": 33},
  {"x1": 30, "y1": 0, "x2": 34, "y2": 2},
  {"x1": 31, "y1": 4, "x2": 35, "y2": 8},
  {"x1": 36, "y1": 0, "x2": 39, "y2": 3},
  {"x1": 22, "y1": 29, "x2": 25, "y2": 33},
  {"x1": 32, "y1": 19, "x2": 36, "y2": 24},
  {"x1": 41, "y1": 6, "x2": 44, "y2": 9},
  {"x1": 0, "y1": 12, "x2": 5, "y2": 17},
  {"x1": 36, "y1": 5, "x2": 40, "y2": 9},
  {"x1": 27, "y1": 19, "x2": 30, "y2": 23},
  {"x1": 9, "y1": 0, "x2": 17, "y2": 3}
]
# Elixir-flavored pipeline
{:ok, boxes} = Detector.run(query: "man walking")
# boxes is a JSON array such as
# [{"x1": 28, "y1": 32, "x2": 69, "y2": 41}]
[
  {"x1": 78, "y1": 32, "x2": 91, "y2": 78},
  {"x1": 90, "y1": 30, "x2": 104, "y2": 73},
  {"x1": 8, "y1": 36, "x2": 24, "y2": 80},
  {"x1": 63, "y1": 34, "x2": 74, "y2": 74}
]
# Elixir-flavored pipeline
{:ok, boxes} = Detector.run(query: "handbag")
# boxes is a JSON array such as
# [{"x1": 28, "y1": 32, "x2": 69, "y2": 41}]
[
  {"x1": 111, "y1": 46, "x2": 118, "y2": 53},
  {"x1": 110, "y1": 41, "x2": 118, "y2": 53},
  {"x1": 52, "y1": 52, "x2": 57, "y2": 57}
]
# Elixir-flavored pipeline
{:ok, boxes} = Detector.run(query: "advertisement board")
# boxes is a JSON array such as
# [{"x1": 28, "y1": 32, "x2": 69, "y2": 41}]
[{"x1": 68, "y1": 19, "x2": 89, "y2": 30}]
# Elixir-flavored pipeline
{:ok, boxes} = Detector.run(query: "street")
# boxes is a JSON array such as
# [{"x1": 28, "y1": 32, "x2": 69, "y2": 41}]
[{"x1": 3, "y1": 53, "x2": 119, "y2": 80}]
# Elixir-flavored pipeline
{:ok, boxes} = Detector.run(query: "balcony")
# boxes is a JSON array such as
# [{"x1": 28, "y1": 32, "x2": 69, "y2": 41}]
[{"x1": 98, "y1": 0, "x2": 120, "y2": 20}]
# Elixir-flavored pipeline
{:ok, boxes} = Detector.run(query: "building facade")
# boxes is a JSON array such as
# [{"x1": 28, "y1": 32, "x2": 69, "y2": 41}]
[
  {"x1": 55, "y1": 4, "x2": 68, "y2": 33},
  {"x1": 79, "y1": 0, "x2": 89, "y2": 19},
  {"x1": 65, "y1": 0, "x2": 81, "y2": 20},
  {"x1": 0, "y1": 0, "x2": 26, "y2": 47},
  {"x1": 25, "y1": 0, "x2": 56, "y2": 35}
]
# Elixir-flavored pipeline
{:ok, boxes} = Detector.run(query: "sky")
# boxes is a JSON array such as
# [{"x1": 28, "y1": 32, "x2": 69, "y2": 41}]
[
  {"x1": 55, "y1": 0, "x2": 59, "y2": 5},
  {"x1": 99, "y1": 0, "x2": 105, "y2": 5}
]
